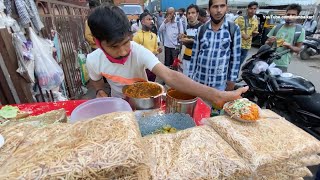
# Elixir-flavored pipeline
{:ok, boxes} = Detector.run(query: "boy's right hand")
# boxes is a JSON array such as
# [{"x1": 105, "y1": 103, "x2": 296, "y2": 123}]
[{"x1": 211, "y1": 86, "x2": 249, "y2": 109}]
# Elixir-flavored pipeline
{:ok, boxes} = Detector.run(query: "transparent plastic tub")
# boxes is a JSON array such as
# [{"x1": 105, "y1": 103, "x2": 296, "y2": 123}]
[{"x1": 70, "y1": 97, "x2": 132, "y2": 123}]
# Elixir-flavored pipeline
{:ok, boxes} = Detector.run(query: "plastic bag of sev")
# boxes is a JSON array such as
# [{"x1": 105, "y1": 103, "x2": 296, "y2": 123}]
[
  {"x1": 143, "y1": 126, "x2": 252, "y2": 179},
  {"x1": 0, "y1": 112, "x2": 150, "y2": 179},
  {"x1": 204, "y1": 109, "x2": 320, "y2": 172}
]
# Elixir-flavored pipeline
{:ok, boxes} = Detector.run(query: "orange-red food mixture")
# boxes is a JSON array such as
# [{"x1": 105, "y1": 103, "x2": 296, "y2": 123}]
[
  {"x1": 123, "y1": 82, "x2": 163, "y2": 98},
  {"x1": 224, "y1": 99, "x2": 260, "y2": 121}
]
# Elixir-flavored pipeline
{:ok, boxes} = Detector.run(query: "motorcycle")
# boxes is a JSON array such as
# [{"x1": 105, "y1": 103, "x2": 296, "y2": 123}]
[
  {"x1": 236, "y1": 45, "x2": 320, "y2": 139},
  {"x1": 300, "y1": 35, "x2": 320, "y2": 60}
]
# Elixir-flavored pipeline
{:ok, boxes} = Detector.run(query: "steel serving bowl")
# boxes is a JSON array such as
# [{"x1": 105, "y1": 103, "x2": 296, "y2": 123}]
[{"x1": 122, "y1": 82, "x2": 165, "y2": 110}]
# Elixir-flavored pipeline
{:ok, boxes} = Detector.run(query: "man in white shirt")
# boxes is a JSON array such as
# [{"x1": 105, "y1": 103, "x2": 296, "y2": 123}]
[
  {"x1": 303, "y1": 14, "x2": 317, "y2": 36},
  {"x1": 131, "y1": 19, "x2": 140, "y2": 34},
  {"x1": 159, "y1": 7, "x2": 184, "y2": 67},
  {"x1": 176, "y1": 8, "x2": 188, "y2": 32},
  {"x1": 156, "y1": 11, "x2": 165, "y2": 42},
  {"x1": 86, "y1": 3, "x2": 248, "y2": 108}
]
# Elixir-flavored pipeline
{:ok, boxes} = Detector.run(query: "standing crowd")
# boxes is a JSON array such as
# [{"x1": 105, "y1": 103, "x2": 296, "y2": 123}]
[{"x1": 83, "y1": 0, "x2": 316, "y2": 108}]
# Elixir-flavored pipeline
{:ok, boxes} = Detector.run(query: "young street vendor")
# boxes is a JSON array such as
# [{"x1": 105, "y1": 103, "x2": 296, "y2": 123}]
[{"x1": 86, "y1": 3, "x2": 248, "y2": 108}]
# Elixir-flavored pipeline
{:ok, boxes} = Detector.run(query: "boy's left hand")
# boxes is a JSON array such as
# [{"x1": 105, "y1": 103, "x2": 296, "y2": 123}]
[{"x1": 282, "y1": 42, "x2": 291, "y2": 49}]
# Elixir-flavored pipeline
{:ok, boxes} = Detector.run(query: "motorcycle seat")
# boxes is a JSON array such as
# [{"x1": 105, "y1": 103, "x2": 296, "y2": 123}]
[{"x1": 292, "y1": 93, "x2": 320, "y2": 117}]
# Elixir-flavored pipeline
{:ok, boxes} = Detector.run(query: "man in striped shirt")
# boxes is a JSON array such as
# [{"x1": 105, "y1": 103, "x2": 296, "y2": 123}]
[{"x1": 188, "y1": 0, "x2": 241, "y2": 91}]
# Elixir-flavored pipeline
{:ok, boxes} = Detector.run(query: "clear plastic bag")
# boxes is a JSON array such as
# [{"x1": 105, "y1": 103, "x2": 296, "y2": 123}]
[
  {"x1": 268, "y1": 62, "x2": 282, "y2": 76},
  {"x1": 204, "y1": 109, "x2": 320, "y2": 171},
  {"x1": 0, "y1": 0, "x2": 5, "y2": 12},
  {"x1": 252, "y1": 61, "x2": 268, "y2": 74},
  {"x1": 29, "y1": 27, "x2": 64, "y2": 90},
  {"x1": 13, "y1": 32, "x2": 35, "y2": 83}
]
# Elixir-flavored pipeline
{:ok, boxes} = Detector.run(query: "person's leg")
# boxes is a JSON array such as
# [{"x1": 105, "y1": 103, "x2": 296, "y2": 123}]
[
  {"x1": 170, "y1": 48, "x2": 180, "y2": 70},
  {"x1": 173, "y1": 48, "x2": 180, "y2": 58},
  {"x1": 168, "y1": 48, "x2": 175, "y2": 67},
  {"x1": 240, "y1": 48, "x2": 249, "y2": 65},
  {"x1": 182, "y1": 60, "x2": 190, "y2": 76},
  {"x1": 164, "y1": 47, "x2": 171, "y2": 67}
]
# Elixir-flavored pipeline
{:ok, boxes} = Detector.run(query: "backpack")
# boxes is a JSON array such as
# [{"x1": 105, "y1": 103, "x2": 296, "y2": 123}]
[
  {"x1": 197, "y1": 21, "x2": 237, "y2": 52},
  {"x1": 305, "y1": 19, "x2": 317, "y2": 34},
  {"x1": 273, "y1": 24, "x2": 303, "y2": 45}
]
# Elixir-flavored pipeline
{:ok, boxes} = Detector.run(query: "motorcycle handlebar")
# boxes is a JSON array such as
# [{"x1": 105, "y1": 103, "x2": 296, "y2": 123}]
[
  {"x1": 266, "y1": 69, "x2": 280, "y2": 92},
  {"x1": 268, "y1": 49, "x2": 291, "y2": 63}
]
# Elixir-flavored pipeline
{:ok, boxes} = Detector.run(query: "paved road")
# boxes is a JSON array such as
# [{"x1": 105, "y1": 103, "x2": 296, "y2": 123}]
[{"x1": 247, "y1": 48, "x2": 320, "y2": 92}]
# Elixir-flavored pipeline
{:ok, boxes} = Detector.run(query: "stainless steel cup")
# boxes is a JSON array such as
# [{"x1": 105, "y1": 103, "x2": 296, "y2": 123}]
[{"x1": 165, "y1": 89, "x2": 198, "y2": 117}]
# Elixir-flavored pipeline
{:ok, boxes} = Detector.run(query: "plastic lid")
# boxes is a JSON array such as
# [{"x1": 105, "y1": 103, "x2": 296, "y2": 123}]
[{"x1": 70, "y1": 97, "x2": 132, "y2": 123}]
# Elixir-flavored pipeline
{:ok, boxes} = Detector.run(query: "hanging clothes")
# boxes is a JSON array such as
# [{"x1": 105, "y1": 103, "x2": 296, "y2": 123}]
[
  {"x1": 25, "y1": 0, "x2": 44, "y2": 32},
  {"x1": 4, "y1": 0, "x2": 43, "y2": 31}
]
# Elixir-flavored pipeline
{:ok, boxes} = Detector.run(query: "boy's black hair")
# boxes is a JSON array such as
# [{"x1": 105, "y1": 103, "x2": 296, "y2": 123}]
[
  {"x1": 88, "y1": 3, "x2": 131, "y2": 44},
  {"x1": 199, "y1": 8, "x2": 207, "y2": 17},
  {"x1": 248, "y1": 1, "x2": 258, "y2": 8},
  {"x1": 187, "y1": 4, "x2": 199, "y2": 13},
  {"x1": 209, "y1": 0, "x2": 228, "y2": 8},
  {"x1": 286, "y1": 3, "x2": 302, "y2": 15}
]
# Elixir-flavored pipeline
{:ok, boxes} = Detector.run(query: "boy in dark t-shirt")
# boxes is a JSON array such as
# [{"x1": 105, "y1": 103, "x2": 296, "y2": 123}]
[{"x1": 179, "y1": 4, "x2": 202, "y2": 75}]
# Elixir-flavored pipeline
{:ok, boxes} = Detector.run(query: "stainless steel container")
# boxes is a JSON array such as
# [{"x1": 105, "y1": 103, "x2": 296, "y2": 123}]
[
  {"x1": 165, "y1": 89, "x2": 198, "y2": 117},
  {"x1": 122, "y1": 82, "x2": 165, "y2": 110}
]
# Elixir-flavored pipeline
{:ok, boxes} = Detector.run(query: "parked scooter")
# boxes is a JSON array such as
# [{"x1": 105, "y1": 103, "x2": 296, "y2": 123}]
[
  {"x1": 236, "y1": 45, "x2": 320, "y2": 139},
  {"x1": 300, "y1": 35, "x2": 320, "y2": 60}
]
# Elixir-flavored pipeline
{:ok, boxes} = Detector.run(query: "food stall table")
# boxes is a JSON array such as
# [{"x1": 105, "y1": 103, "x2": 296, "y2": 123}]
[{"x1": 0, "y1": 99, "x2": 210, "y2": 125}]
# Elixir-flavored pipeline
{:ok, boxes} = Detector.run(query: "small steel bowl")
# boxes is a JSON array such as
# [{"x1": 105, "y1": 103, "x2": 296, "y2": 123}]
[{"x1": 122, "y1": 82, "x2": 165, "y2": 110}]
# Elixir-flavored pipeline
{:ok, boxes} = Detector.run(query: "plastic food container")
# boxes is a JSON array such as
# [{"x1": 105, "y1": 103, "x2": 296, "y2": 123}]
[{"x1": 70, "y1": 97, "x2": 132, "y2": 123}]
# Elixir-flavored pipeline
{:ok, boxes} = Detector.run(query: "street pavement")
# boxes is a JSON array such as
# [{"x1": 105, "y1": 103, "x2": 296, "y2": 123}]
[{"x1": 247, "y1": 47, "x2": 320, "y2": 92}]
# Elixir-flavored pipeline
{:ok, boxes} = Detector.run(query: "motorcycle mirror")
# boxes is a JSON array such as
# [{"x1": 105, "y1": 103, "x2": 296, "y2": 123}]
[
  {"x1": 257, "y1": 44, "x2": 272, "y2": 54},
  {"x1": 254, "y1": 45, "x2": 276, "y2": 60}
]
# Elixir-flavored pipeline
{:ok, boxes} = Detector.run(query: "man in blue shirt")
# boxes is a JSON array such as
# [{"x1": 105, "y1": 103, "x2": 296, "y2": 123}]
[{"x1": 188, "y1": 0, "x2": 241, "y2": 92}]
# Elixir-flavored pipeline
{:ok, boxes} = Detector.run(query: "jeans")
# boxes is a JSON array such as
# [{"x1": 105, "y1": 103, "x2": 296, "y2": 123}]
[
  {"x1": 240, "y1": 48, "x2": 249, "y2": 65},
  {"x1": 164, "y1": 47, "x2": 180, "y2": 67}
]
